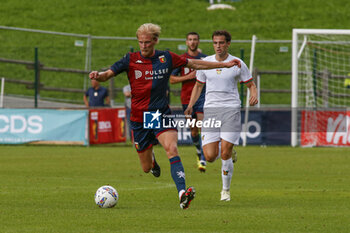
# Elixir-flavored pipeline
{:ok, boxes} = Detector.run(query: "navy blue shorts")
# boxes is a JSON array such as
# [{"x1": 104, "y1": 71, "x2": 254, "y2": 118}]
[
  {"x1": 182, "y1": 95, "x2": 204, "y2": 119},
  {"x1": 131, "y1": 108, "x2": 177, "y2": 152}
]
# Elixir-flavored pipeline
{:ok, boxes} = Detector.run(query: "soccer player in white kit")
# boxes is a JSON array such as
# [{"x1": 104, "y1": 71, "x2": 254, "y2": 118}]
[{"x1": 185, "y1": 30, "x2": 258, "y2": 201}]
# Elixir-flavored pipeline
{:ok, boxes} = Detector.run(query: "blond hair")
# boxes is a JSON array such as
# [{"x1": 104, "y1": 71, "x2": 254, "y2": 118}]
[{"x1": 136, "y1": 23, "x2": 161, "y2": 40}]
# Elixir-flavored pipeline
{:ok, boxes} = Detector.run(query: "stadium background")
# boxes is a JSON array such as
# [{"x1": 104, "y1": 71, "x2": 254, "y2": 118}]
[
  {"x1": 0, "y1": 0, "x2": 349, "y2": 233},
  {"x1": 1, "y1": 0, "x2": 349, "y2": 106}
]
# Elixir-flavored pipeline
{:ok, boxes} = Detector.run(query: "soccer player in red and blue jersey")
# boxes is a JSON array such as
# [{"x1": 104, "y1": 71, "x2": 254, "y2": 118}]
[
  {"x1": 89, "y1": 23, "x2": 241, "y2": 209},
  {"x1": 170, "y1": 32, "x2": 207, "y2": 173}
]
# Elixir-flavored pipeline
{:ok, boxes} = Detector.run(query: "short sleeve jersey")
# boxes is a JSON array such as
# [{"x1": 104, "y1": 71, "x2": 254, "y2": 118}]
[
  {"x1": 110, "y1": 50, "x2": 188, "y2": 122},
  {"x1": 196, "y1": 54, "x2": 252, "y2": 108},
  {"x1": 171, "y1": 52, "x2": 206, "y2": 105},
  {"x1": 85, "y1": 87, "x2": 109, "y2": 107}
]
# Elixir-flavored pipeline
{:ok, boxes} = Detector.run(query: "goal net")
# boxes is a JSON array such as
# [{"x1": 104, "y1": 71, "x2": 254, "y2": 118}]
[{"x1": 291, "y1": 29, "x2": 350, "y2": 147}]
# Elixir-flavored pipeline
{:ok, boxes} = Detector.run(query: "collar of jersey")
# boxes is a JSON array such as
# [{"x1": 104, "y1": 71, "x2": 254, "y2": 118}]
[{"x1": 139, "y1": 50, "x2": 161, "y2": 60}]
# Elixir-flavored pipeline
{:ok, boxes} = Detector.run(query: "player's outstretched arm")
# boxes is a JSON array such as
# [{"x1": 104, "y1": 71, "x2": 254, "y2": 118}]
[
  {"x1": 170, "y1": 71, "x2": 196, "y2": 84},
  {"x1": 245, "y1": 81, "x2": 258, "y2": 106},
  {"x1": 184, "y1": 81, "x2": 204, "y2": 117},
  {"x1": 186, "y1": 59, "x2": 241, "y2": 70},
  {"x1": 89, "y1": 69, "x2": 115, "y2": 82}
]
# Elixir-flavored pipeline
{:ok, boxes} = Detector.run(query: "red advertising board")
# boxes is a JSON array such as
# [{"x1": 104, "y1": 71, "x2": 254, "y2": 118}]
[
  {"x1": 89, "y1": 108, "x2": 126, "y2": 144},
  {"x1": 301, "y1": 110, "x2": 350, "y2": 146}
]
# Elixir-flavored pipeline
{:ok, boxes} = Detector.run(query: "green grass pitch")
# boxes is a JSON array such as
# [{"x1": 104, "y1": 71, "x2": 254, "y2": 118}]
[{"x1": 0, "y1": 145, "x2": 349, "y2": 233}]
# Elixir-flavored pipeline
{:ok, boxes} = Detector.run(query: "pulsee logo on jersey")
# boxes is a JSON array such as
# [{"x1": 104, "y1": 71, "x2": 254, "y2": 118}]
[
  {"x1": 143, "y1": 110, "x2": 221, "y2": 129},
  {"x1": 135, "y1": 70, "x2": 142, "y2": 79},
  {"x1": 134, "y1": 68, "x2": 169, "y2": 80}
]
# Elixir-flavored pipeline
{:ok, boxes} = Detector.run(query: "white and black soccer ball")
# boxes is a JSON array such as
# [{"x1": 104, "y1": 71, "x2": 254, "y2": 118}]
[{"x1": 94, "y1": 185, "x2": 118, "y2": 208}]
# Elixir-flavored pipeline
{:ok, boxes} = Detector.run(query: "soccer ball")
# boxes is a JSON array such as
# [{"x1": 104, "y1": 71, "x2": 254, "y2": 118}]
[{"x1": 94, "y1": 185, "x2": 118, "y2": 208}]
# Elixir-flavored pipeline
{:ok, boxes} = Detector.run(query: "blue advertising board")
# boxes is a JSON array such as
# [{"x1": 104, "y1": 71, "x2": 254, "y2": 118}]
[
  {"x1": 0, "y1": 109, "x2": 88, "y2": 145},
  {"x1": 240, "y1": 110, "x2": 291, "y2": 145}
]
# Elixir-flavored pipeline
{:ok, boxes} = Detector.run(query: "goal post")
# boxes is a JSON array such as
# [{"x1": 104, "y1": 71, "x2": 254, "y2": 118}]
[{"x1": 291, "y1": 29, "x2": 350, "y2": 147}]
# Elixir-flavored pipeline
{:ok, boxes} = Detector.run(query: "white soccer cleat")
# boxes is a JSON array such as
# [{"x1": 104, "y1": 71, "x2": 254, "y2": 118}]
[{"x1": 220, "y1": 190, "x2": 230, "y2": 201}]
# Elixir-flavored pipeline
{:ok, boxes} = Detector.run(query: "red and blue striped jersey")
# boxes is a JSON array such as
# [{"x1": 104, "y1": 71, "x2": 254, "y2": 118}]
[
  {"x1": 110, "y1": 50, "x2": 188, "y2": 122},
  {"x1": 171, "y1": 52, "x2": 206, "y2": 105}
]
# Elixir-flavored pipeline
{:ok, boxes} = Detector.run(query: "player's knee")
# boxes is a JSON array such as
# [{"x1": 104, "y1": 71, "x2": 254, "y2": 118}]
[
  {"x1": 206, "y1": 156, "x2": 216, "y2": 163},
  {"x1": 162, "y1": 142, "x2": 178, "y2": 157},
  {"x1": 142, "y1": 167, "x2": 151, "y2": 173},
  {"x1": 190, "y1": 129, "x2": 199, "y2": 138},
  {"x1": 221, "y1": 151, "x2": 231, "y2": 160},
  {"x1": 142, "y1": 164, "x2": 152, "y2": 173},
  {"x1": 203, "y1": 146, "x2": 217, "y2": 162},
  {"x1": 167, "y1": 143, "x2": 178, "y2": 156},
  {"x1": 143, "y1": 169, "x2": 150, "y2": 173},
  {"x1": 204, "y1": 152, "x2": 217, "y2": 163}
]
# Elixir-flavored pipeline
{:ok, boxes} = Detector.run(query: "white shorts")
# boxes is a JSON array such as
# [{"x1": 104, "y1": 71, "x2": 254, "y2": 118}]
[{"x1": 201, "y1": 108, "x2": 241, "y2": 146}]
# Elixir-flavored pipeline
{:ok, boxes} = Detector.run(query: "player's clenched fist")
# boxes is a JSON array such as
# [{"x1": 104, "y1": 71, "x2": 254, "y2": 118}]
[
  {"x1": 226, "y1": 59, "x2": 241, "y2": 68},
  {"x1": 89, "y1": 71, "x2": 99, "y2": 80},
  {"x1": 184, "y1": 107, "x2": 193, "y2": 119},
  {"x1": 249, "y1": 95, "x2": 258, "y2": 106}
]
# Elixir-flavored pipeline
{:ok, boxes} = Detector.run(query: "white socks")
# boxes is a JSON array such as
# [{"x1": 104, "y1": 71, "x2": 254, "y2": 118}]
[{"x1": 221, "y1": 157, "x2": 234, "y2": 191}]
